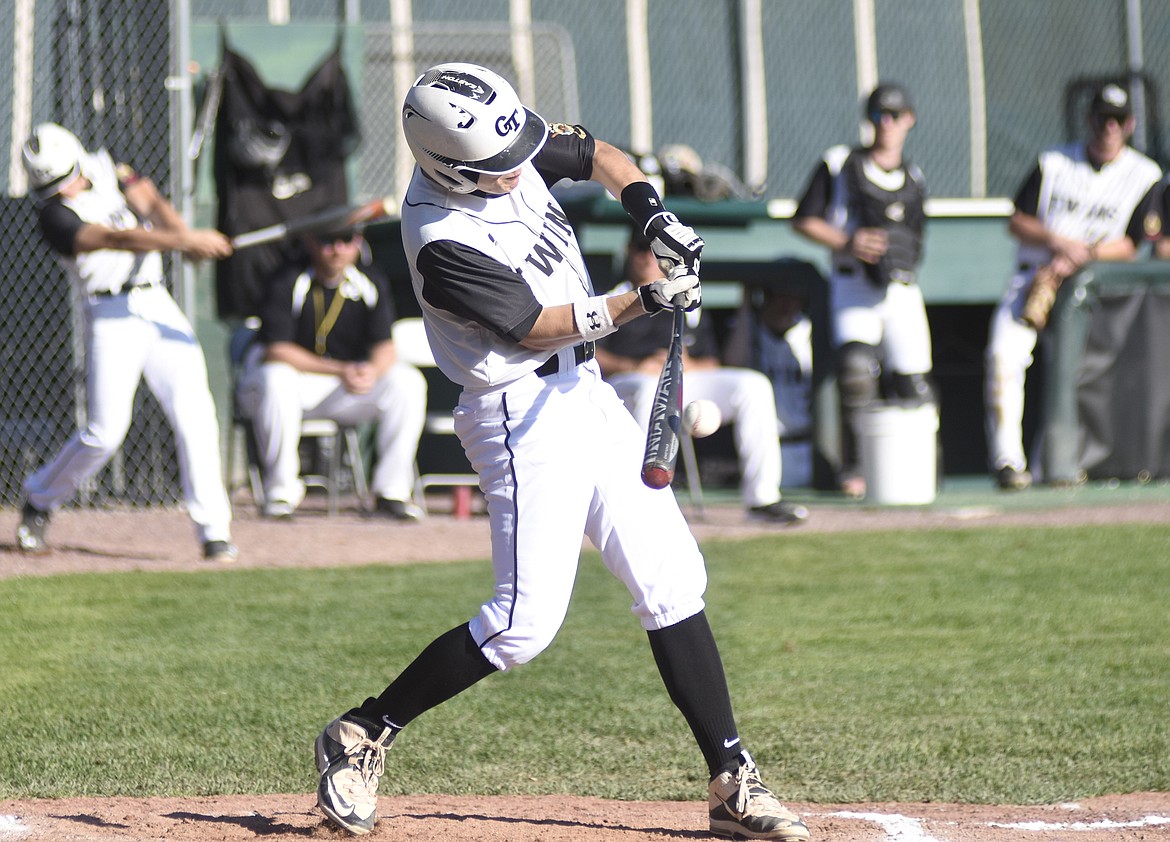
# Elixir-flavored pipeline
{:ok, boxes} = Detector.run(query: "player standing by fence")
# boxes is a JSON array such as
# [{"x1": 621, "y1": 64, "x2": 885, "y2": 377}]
[{"x1": 983, "y1": 83, "x2": 1162, "y2": 490}]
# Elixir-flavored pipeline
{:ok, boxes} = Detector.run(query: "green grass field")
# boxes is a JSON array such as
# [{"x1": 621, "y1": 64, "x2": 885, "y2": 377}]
[{"x1": 1, "y1": 524, "x2": 1167, "y2": 805}]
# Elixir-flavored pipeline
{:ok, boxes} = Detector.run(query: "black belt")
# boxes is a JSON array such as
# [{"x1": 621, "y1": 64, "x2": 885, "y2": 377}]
[
  {"x1": 536, "y1": 342, "x2": 595, "y2": 378},
  {"x1": 93, "y1": 282, "x2": 154, "y2": 297}
]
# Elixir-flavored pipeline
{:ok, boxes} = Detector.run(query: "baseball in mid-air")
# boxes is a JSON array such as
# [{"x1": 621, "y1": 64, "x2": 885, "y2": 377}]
[{"x1": 683, "y1": 399, "x2": 722, "y2": 438}]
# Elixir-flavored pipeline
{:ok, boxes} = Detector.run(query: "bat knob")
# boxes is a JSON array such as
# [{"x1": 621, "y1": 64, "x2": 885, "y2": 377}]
[{"x1": 641, "y1": 465, "x2": 675, "y2": 490}]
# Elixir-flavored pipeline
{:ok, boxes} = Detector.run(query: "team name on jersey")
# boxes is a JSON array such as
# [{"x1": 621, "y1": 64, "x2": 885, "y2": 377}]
[
  {"x1": 1045, "y1": 191, "x2": 1119, "y2": 223},
  {"x1": 523, "y1": 202, "x2": 577, "y2": 276}
]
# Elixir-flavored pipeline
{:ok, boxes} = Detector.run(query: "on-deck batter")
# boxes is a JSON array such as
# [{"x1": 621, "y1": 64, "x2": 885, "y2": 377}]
[
  {"x1": 15, "y1": 123, "x2": 238, "y2": 563},
  {"x1": 984, "y1": 83, "x2": 1162, "y2": 490},
  {"x1": 312, "y1": 63, "x2": 810, "y2": 842}
]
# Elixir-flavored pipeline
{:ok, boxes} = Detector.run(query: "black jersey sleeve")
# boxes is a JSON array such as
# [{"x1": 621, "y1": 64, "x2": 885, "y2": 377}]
[
  {"x1": 1012, "y1": 164, "x2": 1043, "y2": 217},
  {"x1": 793, "y1": 160, "x2": 833, "y2": 220},
  {"x1": 38, "y1": 201, "x2": 85, "y2": 256},
  {"x1": 1126, "y1": 181, "x2": 1162, "y2": 246},
  {"x1": 416, "y1": 240, "x2": 543, "y2": 343},
  {"x1": 532, "y1": 123, "x2": 595, "y2": 187}
]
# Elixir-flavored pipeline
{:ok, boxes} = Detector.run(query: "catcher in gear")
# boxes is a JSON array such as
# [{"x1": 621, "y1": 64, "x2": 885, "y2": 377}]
[
  {"x1": 983, "y1": 83, "x2": 1162, "y2": 491},
  {"x1": 792, "y1": 82, "x2": 935, "y2": 500}
]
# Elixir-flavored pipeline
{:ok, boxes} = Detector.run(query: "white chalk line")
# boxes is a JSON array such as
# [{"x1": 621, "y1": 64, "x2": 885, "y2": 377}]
[{"x1": 990, "y1": 814, "x2": 1170, "y2": 831}]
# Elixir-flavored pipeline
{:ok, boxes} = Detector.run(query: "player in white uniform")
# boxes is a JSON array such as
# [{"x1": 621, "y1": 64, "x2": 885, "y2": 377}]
[
  {"x1": 984, "y1": 83, "x2": 1162, "y2": 490},
  {"x1": 15, "y1": 123, "x2": 238, "y2": 563},
  {"x1": 792, "y1": 82, "x2": 934, "y2": 499},
  {"x1": 312, "y1": 64, "x2": 809, "y2": 842},
  {"x1": 598, "y1": 229, "x2": 810, "y2": 520}
]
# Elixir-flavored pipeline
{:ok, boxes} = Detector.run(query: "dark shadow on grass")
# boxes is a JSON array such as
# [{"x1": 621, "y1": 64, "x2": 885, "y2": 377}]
[
  {"x1": 164, "y1": 811, "x2": 317, "y2": 836},
  {"x1": 400, "y1": 810, "x2": 708, "y2": 838}
]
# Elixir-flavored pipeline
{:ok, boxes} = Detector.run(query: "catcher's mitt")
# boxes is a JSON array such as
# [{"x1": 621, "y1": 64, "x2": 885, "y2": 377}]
[{"x1": 1021, "y1": 264, "x2": 1065, "y2": 330}]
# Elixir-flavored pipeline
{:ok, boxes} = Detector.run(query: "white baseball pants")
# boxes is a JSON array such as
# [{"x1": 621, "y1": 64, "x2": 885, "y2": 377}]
[
  {"x1": 454, "y1": 362, "x2": 707, "y2": 672},
  {"x1": 831, "y1": 271, "x2": 933, "y2": 375},
  {"x1": 984, "y1": 270, "x2": 1038, "y2": 472},
  {"x1": 236, "y1": 359, "x2": 426, "y2": 506},
  {"x1": 24, "y1": 286, "x2": 233, "y2": 544}
]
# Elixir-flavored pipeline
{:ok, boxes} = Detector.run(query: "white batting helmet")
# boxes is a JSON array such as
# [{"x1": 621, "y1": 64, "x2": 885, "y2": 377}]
[
  {"x1": 402, "y1": 63, "x2": 548, "y2": 194},
  {"x1": 22, "y1": 122, "x2": 84, "y2": 198}
]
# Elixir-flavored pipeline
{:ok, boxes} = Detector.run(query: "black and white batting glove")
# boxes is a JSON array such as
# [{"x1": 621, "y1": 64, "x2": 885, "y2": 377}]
[
  {"x1": 639, "y1": 265, "x2": 702, "y2": 314},
  {"x1": 645, "y1": 212, "x2": 704, "y2": 271}
]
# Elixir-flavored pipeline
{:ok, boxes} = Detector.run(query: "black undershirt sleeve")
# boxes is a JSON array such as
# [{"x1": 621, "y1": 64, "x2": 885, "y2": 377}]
[
  {"x1": 792, "y1": 160, "x2": 832, "y2": 220},
  {"x1": 416, "y1": 240, "x2": 543, "y2": 343},
  {"x1": 1012, "y1": 164, "x2": 1043, "y2": 217},
  {"x1": 1125, "y1": 182, "x2": 1159, "y2": 247},
  {"x1": 532, "y1": 124, "x2": 595, "y2": 187},
  {"x1": 38, "y1": 202, "x2": 84, "y2": 256}
]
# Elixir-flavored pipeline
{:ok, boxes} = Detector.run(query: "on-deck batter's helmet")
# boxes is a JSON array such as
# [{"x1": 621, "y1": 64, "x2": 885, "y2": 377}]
[
  {"x1": 402, "y1": 63, "x2": 548, "y2": 194},
  {"x1": 22, "y1": 122, "x2": 84, "y2": 199},
  {"x1": 865, "y1": 82, "x2": 914, "y2": 123}
]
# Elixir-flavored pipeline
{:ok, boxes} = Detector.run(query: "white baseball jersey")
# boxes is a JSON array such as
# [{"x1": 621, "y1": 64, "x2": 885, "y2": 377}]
[
  {"x1": 41, "y1": 151, "x2": 165, "y2": 295},
  {"x1": 401, "y1": 164, "x2": 594, "y2": 390},
  {"x1": 400, "y1": 125, "x2": 707, "y2": 672},
  {"x1": 1015, "y1": 143, "x2": 1162, "y2": 266}
]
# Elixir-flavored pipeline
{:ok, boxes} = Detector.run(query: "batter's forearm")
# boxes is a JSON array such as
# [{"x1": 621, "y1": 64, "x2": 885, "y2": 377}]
[{"x1": 519, "y1": 290, "x2": 645, "y2": 351}]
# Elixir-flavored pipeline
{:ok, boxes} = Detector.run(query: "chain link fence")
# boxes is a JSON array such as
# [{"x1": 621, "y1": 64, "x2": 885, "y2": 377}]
[{"x1": 3, "y1": 0, "x2": 1169, "y2": 508}]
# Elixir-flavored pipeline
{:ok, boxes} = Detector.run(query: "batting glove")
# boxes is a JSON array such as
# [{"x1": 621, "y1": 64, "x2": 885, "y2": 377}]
[
  {"x1": 645, "y1": 212, "x2": 704, "y2": 270},
  {"x1": 640, "y1": 265, "x2": 702, "y2": 314}
]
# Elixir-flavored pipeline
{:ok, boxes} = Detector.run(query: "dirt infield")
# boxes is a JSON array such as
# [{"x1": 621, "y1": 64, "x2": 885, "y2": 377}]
[
  {"x1": 2, "y1": 492, "x2": 1170, "y2": 841},
  {"x1": 2, "y1": 792, "x2": 1170, "y2": 841}
]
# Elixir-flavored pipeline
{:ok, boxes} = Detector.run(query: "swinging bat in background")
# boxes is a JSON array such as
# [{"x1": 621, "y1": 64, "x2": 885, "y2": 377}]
[
  {"x1": 641, "y1": 296, "x2": 687, "y2": 489},
  {"x1": 230, "y1": 196, "x2": 398, "y2": 250}
]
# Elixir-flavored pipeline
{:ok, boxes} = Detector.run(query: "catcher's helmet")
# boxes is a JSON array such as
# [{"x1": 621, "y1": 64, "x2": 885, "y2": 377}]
[
  {"x1": 22, "y1": 122, "x2": 84, "y2": 198},
  {"x1": 402, "y1": 63, "x2": 547, "y2": 194}
]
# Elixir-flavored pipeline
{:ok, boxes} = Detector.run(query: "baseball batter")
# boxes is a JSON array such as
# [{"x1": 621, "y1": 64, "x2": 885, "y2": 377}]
[
  {"x1": 312, "y1": 64, "x2": 809, "y2": 842},
  {"x1": 792, "y1": 82, "x2": 934, "y2": 499},
  {"x1": 984, "y1": 83, "x2": 1162, "y2": 490},
  {"x1": 15, "y1": 123, "x2": 238, "y2": 563}
]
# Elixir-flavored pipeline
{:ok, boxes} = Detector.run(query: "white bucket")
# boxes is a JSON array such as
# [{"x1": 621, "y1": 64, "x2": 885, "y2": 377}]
[{"x1": 856, "y1": 403, "x2": 939, "y2": 505}]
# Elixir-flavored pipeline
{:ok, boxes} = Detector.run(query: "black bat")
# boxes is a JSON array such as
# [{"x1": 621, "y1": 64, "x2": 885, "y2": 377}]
[
  {"x1": 230, "y1": 196, "x2": 397, "y2": 250},
  {"x1": 641, "y1": 295, "x2": 687, "y2": 489}
]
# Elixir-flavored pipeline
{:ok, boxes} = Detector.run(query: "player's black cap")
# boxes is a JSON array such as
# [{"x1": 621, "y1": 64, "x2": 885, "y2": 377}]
[
  {"x1": 1089, "y1": 83, "x2": 1133, "y2": 119},
  {"x1": 865, "y1": 82, "x2": 914, "y2": 121}
]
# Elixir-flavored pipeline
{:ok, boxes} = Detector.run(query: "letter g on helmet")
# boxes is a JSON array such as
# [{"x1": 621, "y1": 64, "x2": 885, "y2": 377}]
[{"x1": 401, "y1": 63, "x2": 548, "y2": 194}]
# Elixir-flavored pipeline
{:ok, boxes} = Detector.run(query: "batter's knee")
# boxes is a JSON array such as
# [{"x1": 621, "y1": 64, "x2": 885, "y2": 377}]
[
  {"x1": 480, "y1": 626, "x2": 559, "y2": 671},
  {"x1": 837, "y1": 342, "x2": 881, "y2": 409},
  {"x1": 78, "y1": 417, "x2": 132, "y2": 458}
]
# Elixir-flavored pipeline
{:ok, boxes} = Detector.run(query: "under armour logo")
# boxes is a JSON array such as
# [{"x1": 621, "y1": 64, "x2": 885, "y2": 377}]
[
  {"x1": 496, "y1": 110, "x2": 521, "y2": 136},
  {"x1": 587, "y1": 310, "x2": 602, "y2": 330}
]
